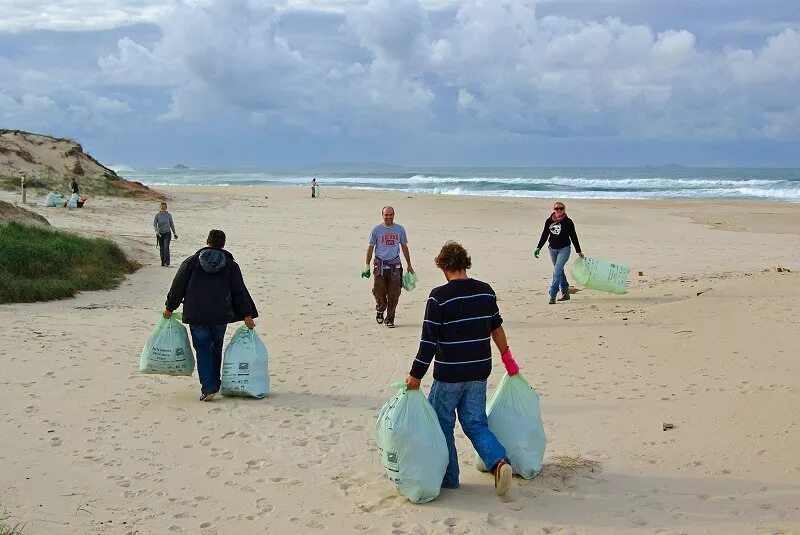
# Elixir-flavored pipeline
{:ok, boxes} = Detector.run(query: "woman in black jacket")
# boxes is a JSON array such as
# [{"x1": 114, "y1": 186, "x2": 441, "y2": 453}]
[{"x1": 533, "y1": 201, "x2": 584, "y2": 304}]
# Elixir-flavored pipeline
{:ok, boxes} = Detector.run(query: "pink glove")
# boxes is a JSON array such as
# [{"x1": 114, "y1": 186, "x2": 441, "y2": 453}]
[{"x1": 500, "y1": 347, "x2": 519, "y2": 376}]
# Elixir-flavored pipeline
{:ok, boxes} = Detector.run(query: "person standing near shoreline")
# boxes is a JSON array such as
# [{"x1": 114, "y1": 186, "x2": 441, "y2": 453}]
[
  {"x1": 311, "y1": 177, "x2": 318, "y2": 198},
  {"x1": 362, "y1": 206, "x2": 414, "y2": 328},
  {"x1": 154, "y1": 202, "x2": 178, "y2": 267},
  {"x1": 405, "y1": 241, "x2": 519, "y2": 496},
  {"x1": 533, "y1": 201, "x2": 584, "y2": 304}
]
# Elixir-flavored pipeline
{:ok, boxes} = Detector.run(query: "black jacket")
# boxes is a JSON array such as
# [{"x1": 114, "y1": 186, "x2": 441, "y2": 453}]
[
  {"x1": 536, "y1": 214, "x2": 582, "y2": 253},
  {"x1": 165, "y1": 247, "x2": 258, "y2": 325}
]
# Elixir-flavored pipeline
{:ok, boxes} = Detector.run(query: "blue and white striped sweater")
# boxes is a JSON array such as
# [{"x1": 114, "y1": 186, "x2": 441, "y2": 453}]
[{"x1": 410, "y1": 279, "x2": 503, "y2": 383}]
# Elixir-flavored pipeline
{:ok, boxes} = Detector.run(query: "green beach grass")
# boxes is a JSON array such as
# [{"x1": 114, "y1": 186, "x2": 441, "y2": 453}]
[
  {"x1": 0, "y1": 509, "x2": 24, "y2": 535},
  {"x1": 0, "y1": 222, "x2": 140, "y2": 304}
]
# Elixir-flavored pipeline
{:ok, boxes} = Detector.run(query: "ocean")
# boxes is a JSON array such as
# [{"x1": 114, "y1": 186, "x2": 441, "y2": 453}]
[{"x1": 113, "y1": 166, "x2": 800, "y2": 202}]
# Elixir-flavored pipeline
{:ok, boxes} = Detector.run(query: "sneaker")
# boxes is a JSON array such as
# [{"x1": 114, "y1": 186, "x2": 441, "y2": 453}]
[
  {"x1": 548, "y1": 297, "x2": 556, "y2": 305},
  {"x1": 376, "y1": 312, "x2": 384, "y2": 324},
  {"x1": 557, "y1": 293, "x2": 570, "y2": 301},
  {"x1": 385, "y1": 320, "x2": 395, "y2": 328},
  {"x1": 494, "y1": 460, "x2": 512, "y2": 496},
  {"x1": 199, "y1": 391, "x2": 217, "y2": 402}
]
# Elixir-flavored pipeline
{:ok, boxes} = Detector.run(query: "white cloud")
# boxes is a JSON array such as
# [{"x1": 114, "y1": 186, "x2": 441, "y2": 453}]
[
  {"x1": 0, "y1": 57, "x2": 132, "y2": 132},
  {"x1": 0, "y1": 0, "x2": 171, "y2": 32},
  {"x1": 5, "y1": 0, "x2": 800, "y2": 142}
]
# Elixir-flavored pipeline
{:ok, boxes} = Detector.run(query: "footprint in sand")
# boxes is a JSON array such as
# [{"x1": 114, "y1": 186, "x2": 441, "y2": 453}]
[
  {"x1": 206, "y1": 467, "x2": 222, "y2": 478},
  {"x1": 255, "y1": 498, "x2": 274, "y2": 514},
  {"x1": 199, "y1": 521, "x2": 217, "y2": 534}
]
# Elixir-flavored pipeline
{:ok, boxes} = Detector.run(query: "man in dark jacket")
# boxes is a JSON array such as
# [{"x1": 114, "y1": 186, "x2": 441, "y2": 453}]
[{"x1": 163, "y1": 229, "x2": 258, "y2": 401}]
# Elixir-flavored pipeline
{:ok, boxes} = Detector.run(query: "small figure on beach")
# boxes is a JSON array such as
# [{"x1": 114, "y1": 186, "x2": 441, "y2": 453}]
[
  {"x1": 153, "y1": 202, "x2": 178, "y2": 267},
  {"x1": 70, "y1": 177, "x2": 79, "y2": 195},
  {"x1": 363, "y1": 206, "x2": 414, "y2": 328},
  {"x1": 533, "y1": 201, "x2": 584, "y2": 304},
  {"x1": 311, "y1": 177, "x2": 318, "y2": 198},
  {"x1": 406, "y1": 241, "x2": 519, "y2": 496},
  {"x1": 163, "y1": 229, "x2": 258, "y2": 402}
]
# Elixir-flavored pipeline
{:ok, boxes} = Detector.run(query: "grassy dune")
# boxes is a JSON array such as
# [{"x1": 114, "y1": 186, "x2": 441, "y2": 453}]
[{"x1": 0, "y1": 222, "x2": 139, "y2": 303}]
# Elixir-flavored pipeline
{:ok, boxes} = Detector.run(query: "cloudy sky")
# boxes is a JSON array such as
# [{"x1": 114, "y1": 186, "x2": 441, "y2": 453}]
[{"x1": 1, "y1": 0, "x2": 799, "y2": 167}]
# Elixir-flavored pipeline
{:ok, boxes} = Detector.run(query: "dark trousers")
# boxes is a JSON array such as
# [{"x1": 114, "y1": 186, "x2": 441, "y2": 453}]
[
  {"x1": 189, "y1": 324, "x2": 227, "y2": 395},
  {"x1": 372, "y1": 265, "x2": 403, "y2": 322},
  {"x1": 158, "y1": 232, "x2": 172, "y2": 266}
]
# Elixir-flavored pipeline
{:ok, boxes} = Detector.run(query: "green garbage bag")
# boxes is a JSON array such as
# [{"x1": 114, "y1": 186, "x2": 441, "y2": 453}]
[
  {"x1": 571, "y1": 256, "x2": 631, "y2": 295},
  {"x1": 374, "y1": 382, "x2": 448, "y2": 503},
  {"x1": 221, "y1": 326, "x2": 269, "y2": 398},
  {"x1": 475, "y1": 372, "x2": 546, "y2": 479},
  {"x1": 44, "y1": 192, "x2": 64, "y2": 207},
  {"x1": 140, "y1": 315, "x2": 194, "y2": 375},
  {"x1": 402, "y1": 272, "x2": 418, "y2": 291}
]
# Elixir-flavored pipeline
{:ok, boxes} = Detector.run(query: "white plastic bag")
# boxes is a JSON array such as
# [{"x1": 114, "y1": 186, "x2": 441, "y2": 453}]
[
  {"x1": 374, "y1": 382, "x2": 449, "y2": 503},
  {"x1": 44, "y1": 192, "x2": 63, "y2": 207},
  {"x1": 221, "y1": 326, "x2": 269, "y2": 398},
  {"x1": 139, "y1": 315, "x2": 194, "y2": 376},
  {"x1": 475, "y1": 373, "x2": 546, "y2": 479},
  {"x1": 571, "y1": 256, "x2": 630, "y2": 295}
]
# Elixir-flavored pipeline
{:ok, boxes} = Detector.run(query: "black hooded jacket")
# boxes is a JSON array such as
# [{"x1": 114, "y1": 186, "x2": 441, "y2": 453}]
[{"x1": 165, "y1": 247, "x2": 258, "y2": 325}]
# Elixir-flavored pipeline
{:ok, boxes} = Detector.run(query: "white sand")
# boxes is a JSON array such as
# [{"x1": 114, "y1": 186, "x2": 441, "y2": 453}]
[{"x1": 1, "y1": 186, "x2": 799, "y2": 534}]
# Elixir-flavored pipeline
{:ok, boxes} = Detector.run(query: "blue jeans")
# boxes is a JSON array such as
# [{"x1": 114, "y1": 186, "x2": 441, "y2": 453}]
[
  {"x1": 428, "y1": 380, "x2": 507, "y2": 488},
  {"x1": 189, "y1": 324, "x2": 227, "y2": 395},
  {"x1": 548, "y1": 245, "x2": 571, "y2": 299},
  {"x1": 158, "y1": 232, "x2": 172, "y2": 266}
]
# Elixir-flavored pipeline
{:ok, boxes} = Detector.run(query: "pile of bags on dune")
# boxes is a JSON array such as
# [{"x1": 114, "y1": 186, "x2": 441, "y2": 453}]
[
  {"x1": 44, "y1": 192, "x2": 89, "y2": 208},
  {"x1": 374, "y1": 365, "x2": 546, "y2": 503},
  {"x1": 139, "y1": 314, "x2": 269, "y2": 398}
]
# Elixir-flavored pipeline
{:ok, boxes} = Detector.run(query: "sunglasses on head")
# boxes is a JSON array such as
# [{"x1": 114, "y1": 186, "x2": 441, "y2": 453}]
[{"x1": 554, "y1": 206, "x2": 565, "y2": 211}]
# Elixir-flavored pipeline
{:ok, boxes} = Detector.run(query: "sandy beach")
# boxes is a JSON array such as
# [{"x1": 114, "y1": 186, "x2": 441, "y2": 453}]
[{"x1": 1, "y1": 185, "x2": 799, "y2": 535}]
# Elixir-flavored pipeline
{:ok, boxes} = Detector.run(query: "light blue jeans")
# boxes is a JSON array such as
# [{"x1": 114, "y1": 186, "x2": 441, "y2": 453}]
[
  {"x1": 548, "y1": 245, "x2": 571, "y2": 299},
  {"x1": 428, "y1": 379, "x2": 507, "y2": 488}
]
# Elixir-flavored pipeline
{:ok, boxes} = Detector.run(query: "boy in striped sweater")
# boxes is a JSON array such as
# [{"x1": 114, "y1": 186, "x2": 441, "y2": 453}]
[{"x1": 406, "y1": 241, "x2": 520, "y2": 496}]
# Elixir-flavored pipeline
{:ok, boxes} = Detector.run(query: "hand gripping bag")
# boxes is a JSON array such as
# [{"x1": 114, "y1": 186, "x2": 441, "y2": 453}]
[
  {"x1": 140, "y1": 315, "x2": 194, "y2": 375},
  {"x1": 475, "y1": 373, "x2": 546, "y2": 479},
  {"x1": 571, "y1": 256, "x2": 631, "y2": 295},
  {"x1": 221, "y1": 326, "x2": 269, "y2": 398},
  {"x1": 374, "y1": 382, "x2": 448, "y2": 503},
  {"x1": 402, "y1": 272, "x2": 418, "y2": 291}
]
